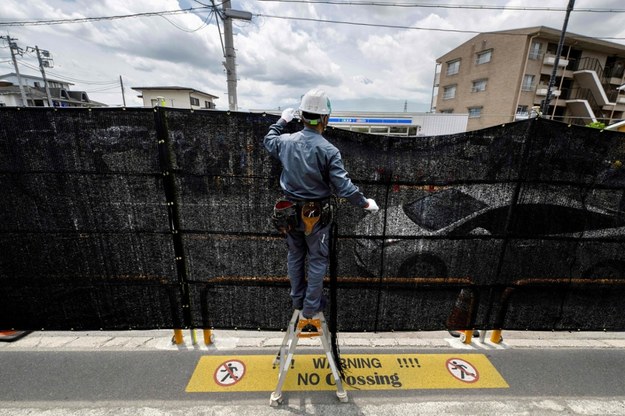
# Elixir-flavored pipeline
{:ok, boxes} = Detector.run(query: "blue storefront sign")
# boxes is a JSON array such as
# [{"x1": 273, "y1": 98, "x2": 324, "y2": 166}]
[{"x1": 329, "y1": 117, "x2": 412, "y2": 125}]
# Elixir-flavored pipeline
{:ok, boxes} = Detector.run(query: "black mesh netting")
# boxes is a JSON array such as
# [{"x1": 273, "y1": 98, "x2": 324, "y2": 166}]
[{"x1": 1, "y1": 107, "x2": 624, "y2": 331}]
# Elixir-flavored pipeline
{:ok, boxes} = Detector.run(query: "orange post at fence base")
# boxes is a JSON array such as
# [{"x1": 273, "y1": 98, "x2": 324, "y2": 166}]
[
  {"x1": 0, "y1": 330, "x2": 31, "y2": 342},
  {"x1": 203, "y1": 329, "x2": 214, "y2": 346},
  {"x1": 462, "y1": 329, "x2": 474, "y2": 344},
  {"x1": 173, "y1": 329, "x2": 184, "y2": 345}
]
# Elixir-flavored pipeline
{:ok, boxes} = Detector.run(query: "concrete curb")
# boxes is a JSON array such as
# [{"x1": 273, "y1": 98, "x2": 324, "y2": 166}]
[{"x1": 0, "y1": 329, "x2": 623, "y2": 351}]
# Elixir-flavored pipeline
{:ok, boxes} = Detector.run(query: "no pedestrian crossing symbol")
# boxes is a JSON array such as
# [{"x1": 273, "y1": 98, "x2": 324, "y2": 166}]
[
  {"x1": 186, "y1": 353, "x2": 508, "y2": 392},
  {"x1": 446, "y1": 357, "x2": 479, "y2": 383},
  {"x1": 214, "y1": 359, "x2": 246, "y2": 386}
]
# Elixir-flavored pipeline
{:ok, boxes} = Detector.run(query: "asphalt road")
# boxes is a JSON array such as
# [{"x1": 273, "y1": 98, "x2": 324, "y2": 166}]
[{"x1": 1, "y1": 342, "x2": 625, "y2": 415}]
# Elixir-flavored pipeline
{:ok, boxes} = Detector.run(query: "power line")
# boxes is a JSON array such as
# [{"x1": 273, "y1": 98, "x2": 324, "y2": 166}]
[
  {"x1": 256, "y1": 13, "x2": 483, "y2": 34},
  {"x1": 0, "y1": 6, "x2": 211, "y2": 27},
  {"x1": 158, "y1": 8, "x2": 216, "y2": 32},
  {"x1": 17, "y1": 60, "x2": 119, "y2": 85},
  {"x1": 257, "y1": 0, "x2": 625, "y2": 13},
  {"x1": 85, "y1": 85, "x2": 122, "y2": 93},
  {"x1": 255, "y1": 13, "x2": 625, "y2": 40}
]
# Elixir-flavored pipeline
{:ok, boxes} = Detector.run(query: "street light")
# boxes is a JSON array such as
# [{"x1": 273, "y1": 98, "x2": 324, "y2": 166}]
[{"x1": 224, "y1": 9, "x2": 252, "y2": 20}]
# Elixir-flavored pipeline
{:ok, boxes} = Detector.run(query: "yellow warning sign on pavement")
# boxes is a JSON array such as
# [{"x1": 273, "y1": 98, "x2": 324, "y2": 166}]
[{"x1": 186, "y1": 353, "x2": 508, "y2": 392}]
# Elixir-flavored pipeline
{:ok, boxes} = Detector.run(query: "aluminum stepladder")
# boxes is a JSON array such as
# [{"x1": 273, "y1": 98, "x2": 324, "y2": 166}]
[{"x1": 269, "y1": 309, "x2": 348, "y2": 406}]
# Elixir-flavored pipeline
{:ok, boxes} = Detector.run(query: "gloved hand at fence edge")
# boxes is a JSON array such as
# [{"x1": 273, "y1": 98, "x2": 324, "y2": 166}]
[
  {"x1": 364, "y1": 198, "x2": 379, "y2": 213},
  {"x1": 281, "y1": 108, "x2": 297, "y2": 123}
]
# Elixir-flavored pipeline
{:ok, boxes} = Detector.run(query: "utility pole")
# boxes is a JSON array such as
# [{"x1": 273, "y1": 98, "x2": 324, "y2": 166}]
[
  {"x1": 542, "y1": 0, "x2": 575, "y2": 116},
  {"x1": 119, "y1": 75, "x2": 126, "y2": 107},
  {"x1": 2, "y1": 36, "x2": 28, "y2": 107},
  {"x1": 222, "y1": 0, "x2": 237, "y2": 111},
  {"x1": 214, "y1": 1, "x2": 252, "y2": 111},
  {"x1": 34, "y1": 46, "x2": 54, "y2": 107}
]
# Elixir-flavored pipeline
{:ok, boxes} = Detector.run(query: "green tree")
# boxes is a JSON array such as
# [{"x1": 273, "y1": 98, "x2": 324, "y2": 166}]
[{"x1": 586, "y1": 121, "x2": 606, "y2": 129}]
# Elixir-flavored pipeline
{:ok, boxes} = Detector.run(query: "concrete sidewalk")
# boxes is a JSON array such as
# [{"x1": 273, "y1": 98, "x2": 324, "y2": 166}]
[{"x1": 2, "y1": 328, "x2": 624, "y2": 351}]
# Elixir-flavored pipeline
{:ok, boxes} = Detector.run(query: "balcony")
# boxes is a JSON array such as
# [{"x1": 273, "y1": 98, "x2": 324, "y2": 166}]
[
  {"x1": 535, "y1": 88, "x2": 561, "y2": 97},
  {"x1": 543, "y1": 55, "x2": 569, "y2": 67}
]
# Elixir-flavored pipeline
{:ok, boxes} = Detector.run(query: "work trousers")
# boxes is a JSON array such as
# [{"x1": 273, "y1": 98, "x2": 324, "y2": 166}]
[{"x1": 286, "y1": 220, "x2": 331, "y2": 318}]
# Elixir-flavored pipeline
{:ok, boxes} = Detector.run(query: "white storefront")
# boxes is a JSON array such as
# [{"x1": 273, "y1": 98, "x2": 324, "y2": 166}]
[
  {"x1": 258, "y1": 110, "x2": 468, "y2": 137},
  {"x1": 328, "y1": 111, "x2": 468, "y2": 137}
]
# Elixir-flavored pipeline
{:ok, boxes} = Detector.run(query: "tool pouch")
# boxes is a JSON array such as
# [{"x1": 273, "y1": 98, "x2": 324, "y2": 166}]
[
  {"x1": 301, "y1": 201, "x2": 321, "y2": 236},
  {"x1": 272, "y1": 198, "x2": 298, "y2": 235},
  {"x1": 320, "y1": 196, "x2": 337, "y2": 227}
]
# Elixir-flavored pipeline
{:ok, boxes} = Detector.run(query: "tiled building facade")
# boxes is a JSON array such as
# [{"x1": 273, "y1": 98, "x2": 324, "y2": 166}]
[{"x1": 435, "y1": 26, "x2": 625, "y2": 131}]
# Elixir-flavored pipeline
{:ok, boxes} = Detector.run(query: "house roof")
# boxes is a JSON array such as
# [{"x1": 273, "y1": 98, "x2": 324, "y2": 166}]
[{"x1": 131, "y1": 86, "x2": 219, "y2": 99}]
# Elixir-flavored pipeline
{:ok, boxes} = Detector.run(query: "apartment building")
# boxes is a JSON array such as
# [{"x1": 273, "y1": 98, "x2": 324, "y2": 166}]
[{"x1": 434, "y1": 26, "x2": 625, "y2": 131}]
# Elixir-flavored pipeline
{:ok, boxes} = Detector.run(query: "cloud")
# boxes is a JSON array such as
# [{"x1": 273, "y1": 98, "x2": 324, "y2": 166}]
[{"x1": 1, "y1": 0, "x2": 624, "y2": 110}]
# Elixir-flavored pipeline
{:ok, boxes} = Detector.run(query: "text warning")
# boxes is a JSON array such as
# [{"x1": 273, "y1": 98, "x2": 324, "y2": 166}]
[{"x1": 186, "y1": 353, "x2": 508, "y2": 392}]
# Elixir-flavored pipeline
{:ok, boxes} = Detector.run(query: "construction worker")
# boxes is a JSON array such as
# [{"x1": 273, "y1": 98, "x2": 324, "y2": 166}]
[{"x1": 264, "y1": 88, "x2": 379, "y2": 319}]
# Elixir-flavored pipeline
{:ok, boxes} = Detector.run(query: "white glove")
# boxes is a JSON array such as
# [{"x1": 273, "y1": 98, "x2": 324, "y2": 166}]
[
  {"x1": 364, "y1": 198, "x2": 379, "y2": 213},
  {"x1": 281, "y1": 108, "x2": 296, "y2": 123}
]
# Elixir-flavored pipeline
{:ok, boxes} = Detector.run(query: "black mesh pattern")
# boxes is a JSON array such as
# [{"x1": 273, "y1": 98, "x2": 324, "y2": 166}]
[{"x1": 1, "y1": 107, "x2": 624, "y2": 331}]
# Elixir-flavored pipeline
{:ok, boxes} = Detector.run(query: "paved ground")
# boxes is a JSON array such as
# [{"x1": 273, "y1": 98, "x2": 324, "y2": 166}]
[{"x1": 2, "y1": 329, "x2": 625, "y2": 415}]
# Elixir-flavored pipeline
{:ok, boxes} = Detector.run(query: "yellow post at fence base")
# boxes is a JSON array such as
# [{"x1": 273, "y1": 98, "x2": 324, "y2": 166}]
[
  {"x1": 462, "y1": 330, "x2": 473, "y2": 344},
  {"x1": 490, "y1": 330, "x2": 503, "y2": 344}
]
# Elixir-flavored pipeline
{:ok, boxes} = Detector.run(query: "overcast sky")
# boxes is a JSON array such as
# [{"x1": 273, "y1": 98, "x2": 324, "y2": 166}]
[{"x1": 1, "y1": 0, "x2": 624, "y2": 112}]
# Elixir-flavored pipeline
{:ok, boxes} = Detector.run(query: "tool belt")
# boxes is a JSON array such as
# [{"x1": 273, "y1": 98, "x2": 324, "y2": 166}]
[{"x1": 271, "y1": 196, "x2": 336, "y2": 235}]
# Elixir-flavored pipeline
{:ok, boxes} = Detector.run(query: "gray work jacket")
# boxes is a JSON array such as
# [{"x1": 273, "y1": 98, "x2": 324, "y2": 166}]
[{"x1": 264, "y1": 120, "x2": 367, "y2": 207}]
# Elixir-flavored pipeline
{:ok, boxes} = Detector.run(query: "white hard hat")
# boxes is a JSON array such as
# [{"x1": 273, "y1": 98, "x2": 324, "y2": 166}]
[{"x1": 299, "y1": 88, "x2": 332, "y2": 116}]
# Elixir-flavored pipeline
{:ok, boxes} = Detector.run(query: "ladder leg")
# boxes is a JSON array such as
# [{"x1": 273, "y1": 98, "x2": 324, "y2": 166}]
[
  {"x1": 270, "y1": 310, "x2": 301, "y2": 406},
  {"x1": 274, "y1": 310, "x2": 300, "y2": 367},
  {"x1": 270, "y1": 311, "x2": 348, "y2": 405}
]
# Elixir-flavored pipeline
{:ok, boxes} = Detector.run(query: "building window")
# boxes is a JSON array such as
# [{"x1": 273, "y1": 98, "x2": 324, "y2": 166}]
[
  {"x1": 468, "y1": 107, "x2": 482, "y2": 118},
  {"x1": 471, "y1": 79, "x2": 487, "y2": 92},
  {"x1": 370, "y1": 126, "x2": 389, "y2": 134},
  {"x1": 390, "y1": 126, "x2": 409, "y2": 135},
  {"x1": 516, "y1": 105, "x2": 529, "y2": 119},
  {"x1": 529, "y1": 41, "x2": 541, "y2": 60},
  {"x1": 440, "y1": 109, "x2": 454, "y2": 113},
  {"x1": 204, "y1": 100, "x2": 213, "y2": 109},
  {"x1": 521, "y1": 74, "x2": 535, "y2": 91},
  {"x1": 476, "y1": 49, "x2": 492, "y2": 65},
  {"x1": 443, "y1": 85, "x2": 457, "y2": 100},
  {"x1": 190, "y1": 97, "x2": 200, "y2": 106},
  {"x1": 446, "y1": 59, "x2": 460, "y2": 76}
]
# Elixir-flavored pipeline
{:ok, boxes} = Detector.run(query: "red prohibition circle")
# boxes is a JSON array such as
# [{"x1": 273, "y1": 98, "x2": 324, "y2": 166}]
[
  {"x1": 445, "y1": 357, "x2": 480, "y2": 383},
  {"x1": 213, "y1": 359, "x2": 246, "y2": 386}
]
